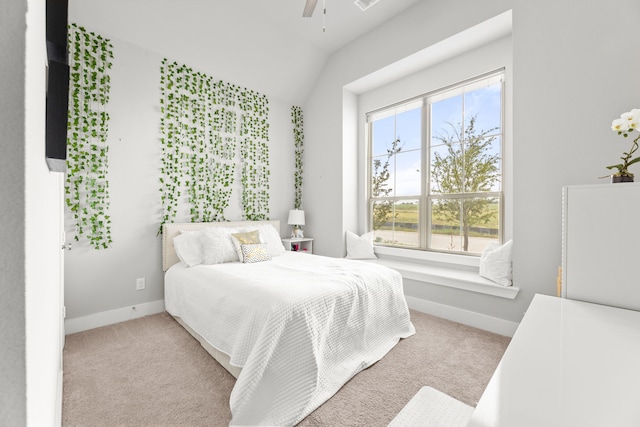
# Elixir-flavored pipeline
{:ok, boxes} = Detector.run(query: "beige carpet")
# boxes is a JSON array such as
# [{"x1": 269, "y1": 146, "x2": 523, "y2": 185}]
[{"x1": 62, "y1": 310, "x2": 510, "y2": 426}]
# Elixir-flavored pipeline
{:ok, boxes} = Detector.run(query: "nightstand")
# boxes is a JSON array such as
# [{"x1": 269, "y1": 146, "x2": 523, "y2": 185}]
[{"x1": 282, "y1": 237, "x2": 313, "y2": 254}]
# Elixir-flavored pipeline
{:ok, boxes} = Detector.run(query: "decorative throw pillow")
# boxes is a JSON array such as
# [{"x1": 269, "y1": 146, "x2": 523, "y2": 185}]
[
  {"x1": 479, "y1": 239, "x2": 513, "y2": 287},
  {"x1": 173, "y1": 231, "x2": 204, "y2": 267},
  {"x1": 199, "y1": 227, "x2": 240, "y2": 265},
  {"x1": 231, "y1": 230, "x2": 261, "y2": 262},
  {"x1": 253, "y1": 224, "x2": 286, "y2": 257},
  {"x1": 241, "y1": 243, "x2": 272, "y2": 263},
  {"x1": 345, "y1": 231, "x2": 377, "y2": 260}
]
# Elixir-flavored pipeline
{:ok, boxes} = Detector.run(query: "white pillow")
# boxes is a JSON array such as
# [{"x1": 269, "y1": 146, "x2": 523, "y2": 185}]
[
  {"x1": 479, "y1": 239, "x2": 513, "y2": 287},
  {"x1": 345, "y1": 231, "x2": 377, "y2": 260},
  {"x1": 199, "y1": 227, "x2": 240, "y2": 265},
  {"x1": 252, "y1": 224, "x2": 286, "y2": 257},
  {"x1": 173, "y1": 231, "x2": 204, "y2": 267}
]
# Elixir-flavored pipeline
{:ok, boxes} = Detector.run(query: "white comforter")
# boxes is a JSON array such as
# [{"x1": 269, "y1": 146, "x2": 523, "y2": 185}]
[{"x1": 165, "y1": 252, "x2": 415, "y2": 426}]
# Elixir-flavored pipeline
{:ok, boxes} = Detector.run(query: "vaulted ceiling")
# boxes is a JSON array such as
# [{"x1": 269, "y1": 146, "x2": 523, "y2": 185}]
[{"x1": 69, "y1": 0, "x2": 421, "y2": 105}]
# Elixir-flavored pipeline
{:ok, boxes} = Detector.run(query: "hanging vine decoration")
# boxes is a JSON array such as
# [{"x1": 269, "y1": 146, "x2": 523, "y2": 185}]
[
  {"x1": 159, "y1": 61, "x2": 236, "y2": 225},
  {"x1": 291, "y1": 106, "x2": 304, "y2": 210},
  {"x1": 239, "y1": 89, "x2": 270, "y2": 220},
  {"x1": 66, "y1": 23, "x2": 114, "y2": 249},
  {"x1": 209, "y1": 80, "x2": 238, "y2": 221},
  {"x1": 159, "y1": 58, "x2": 181, "y2": 226},
  {"x1": 159, "y1": 59, "x2": 270, "y2": 226}
]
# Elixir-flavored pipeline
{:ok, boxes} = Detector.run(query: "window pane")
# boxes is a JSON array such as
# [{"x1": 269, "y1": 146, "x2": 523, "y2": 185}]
[
  {"x1": 372, "y1": 200, "x2": 394, "y2": 232},
  {"x1": 372, "y1": 115, "x2": 395, "y2": 157},
  {"x1": 431, "y1": 95, "x2": 462, "y2": 147},
  {"x1": 463, "y1": 136, "x2": 501, "y2": 193},
  {"x1": 396, "y1": 107, "x2": 422, "y2": 151},
  {"x1": 394, "y1": 150, "x2": 421, "y2": 196},
  {"x1": 430, "y1": 197, "x2": 499, "y2": 254},
  {"x1": 464, "y1": 83, "x2": 501, "y2": 136},
  {"x1": 382, "y1": 107, "x2": 422, "y2": 197},
  {"x1": 431, "y1": 136, "x2": 501, "y2": 194},
  {"x1": 372, "y1": 200, "x2": 419, "y2": 248},
  {"x1": 430, "y1": 143, "x2": 463, "y2": 194},
  {"x1": 430, "y1": 198, "x2": 462, "y2": 252},
  {"x1": 371, "y1": 155, "x2": 392, "y2": 198}
]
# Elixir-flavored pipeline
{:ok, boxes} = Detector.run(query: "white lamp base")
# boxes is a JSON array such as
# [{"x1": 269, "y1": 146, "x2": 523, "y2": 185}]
[{"x1": 291, "y1": 227, "x2": 304, "y2": 238}]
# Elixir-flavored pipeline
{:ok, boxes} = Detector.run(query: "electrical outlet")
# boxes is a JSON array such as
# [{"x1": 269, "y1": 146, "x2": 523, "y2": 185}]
[{"x1": 136, "y1": 277, "x2": 146, "y2": 291}]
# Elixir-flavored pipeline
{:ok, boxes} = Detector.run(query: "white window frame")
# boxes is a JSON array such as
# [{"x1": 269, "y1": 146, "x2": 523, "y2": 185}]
[{"x1": 366, "y1": 69, "x2": 505, "y2": 257}]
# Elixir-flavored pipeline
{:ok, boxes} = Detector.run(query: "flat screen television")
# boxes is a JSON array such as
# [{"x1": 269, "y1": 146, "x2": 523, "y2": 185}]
[{"x1": 45, "y1": 0, "x2": 69, "y2": 172}]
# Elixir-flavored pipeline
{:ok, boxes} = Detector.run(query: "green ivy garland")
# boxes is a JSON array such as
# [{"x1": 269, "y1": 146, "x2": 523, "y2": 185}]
[
  {"x1": 66, "y1": 23, "x2": 114, "y2": 249},
  {"x1": 159, "y1": 59, "x2": 270, "y2": 226},
  {"x1": 291, "y1": 106, "x2": 304, "y2": 210},
  {"x1": 240, "y1": 90, "x2": 270, "y2": 220}
]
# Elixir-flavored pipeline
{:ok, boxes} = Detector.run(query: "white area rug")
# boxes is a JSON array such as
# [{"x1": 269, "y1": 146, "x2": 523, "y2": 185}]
[{"x1": 388, "y1": 386, "x2": 474, "y2": 426}]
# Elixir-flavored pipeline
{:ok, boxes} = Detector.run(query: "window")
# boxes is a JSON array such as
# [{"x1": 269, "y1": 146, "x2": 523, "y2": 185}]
[{"x1": 368, "y1": 71, "x2": 504, "y2": 255}]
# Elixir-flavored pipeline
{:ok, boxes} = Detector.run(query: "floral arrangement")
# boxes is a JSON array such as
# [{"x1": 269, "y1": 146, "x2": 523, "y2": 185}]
[{"x1": 607, "y1": 108, "x2": 640, "y2": 177}]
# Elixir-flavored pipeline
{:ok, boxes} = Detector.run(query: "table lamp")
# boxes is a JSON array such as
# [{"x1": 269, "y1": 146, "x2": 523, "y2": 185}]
[{"x1": 287, "y1": 209, "x2": 305, "y2": 238}]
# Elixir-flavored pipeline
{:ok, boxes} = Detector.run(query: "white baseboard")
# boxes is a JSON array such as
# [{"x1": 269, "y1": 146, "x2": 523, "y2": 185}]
[
  {"x1": 65, "y1": 299, "x2": 165, "y2": 335},
  {"x1": 64, "y1": 296, "x2": 517, "y2": 338},
  {"x1": 405, "y1": 295, "x2": 519, "y2": 337}
]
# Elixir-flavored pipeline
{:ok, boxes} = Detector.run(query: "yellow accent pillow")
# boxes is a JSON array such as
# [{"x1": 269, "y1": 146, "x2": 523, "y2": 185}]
[{"x1": 231, "y1": 230, "x2": 261, "y2": 262}]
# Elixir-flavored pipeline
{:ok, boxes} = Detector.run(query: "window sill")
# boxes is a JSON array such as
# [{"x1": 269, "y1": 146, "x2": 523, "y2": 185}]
[
  {"x1": 374, "y1": 245, "x2": 481, "y2": 267},
  {"x1": 373, "y1": 247, "x2": 519, "y2": 300}
]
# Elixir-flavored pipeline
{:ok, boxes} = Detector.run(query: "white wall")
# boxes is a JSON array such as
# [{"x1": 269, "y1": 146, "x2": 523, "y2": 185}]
[
  {"x1": 63, "y1": 32, "x2": 296, "y2": 324},
  {"x1": 303, "y1": 0, "x2": 640, "y2": 324},
  {"x1": 0, "y1": 0, "x2": 28, "y2": 424},
  {"x1": 511, "y1": 0, "x2": 640, "y2": 319}
]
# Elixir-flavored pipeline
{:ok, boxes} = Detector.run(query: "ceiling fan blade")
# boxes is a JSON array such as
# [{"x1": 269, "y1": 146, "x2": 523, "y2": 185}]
[{"x1": 302, "y1": 0, "x2": 318, "y2": 17}]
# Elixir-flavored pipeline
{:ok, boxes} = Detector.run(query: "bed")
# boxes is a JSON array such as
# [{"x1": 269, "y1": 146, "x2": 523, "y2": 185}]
[{"x1": 162, "y1": 220, "x2": 415, "y2": 426}]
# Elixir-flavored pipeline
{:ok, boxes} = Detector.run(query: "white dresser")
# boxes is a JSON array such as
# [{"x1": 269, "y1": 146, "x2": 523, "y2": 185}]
[
  {"x1": 468, "y1": 184, "x2": 640, "y2": 426},
  {"x1": 468, "y1": 294, "x2": 640, "y2": 427},
  {"x1": 561, "y1": 183, "x2": 640, "y2": 311}
]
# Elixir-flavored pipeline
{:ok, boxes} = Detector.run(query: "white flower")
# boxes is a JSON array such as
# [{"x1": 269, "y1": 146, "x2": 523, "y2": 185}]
[
  {"x1": 620, "y1": 108, "x2": 640, "y2": 131},
  {"x1": 630, "y1": 109, "x2": 640, "y2": 130},
  {"x1": 613, "y1": 108, "x2": 640, "y2": 134},
  {"x1": 612, "y1": 118, "x2": 626, "y2": 132}
]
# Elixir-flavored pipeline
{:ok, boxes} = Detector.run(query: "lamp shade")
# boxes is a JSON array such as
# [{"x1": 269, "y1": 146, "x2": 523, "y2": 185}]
[{"x1": 287, "y1": 209, "x2": 305, "y2": 226}]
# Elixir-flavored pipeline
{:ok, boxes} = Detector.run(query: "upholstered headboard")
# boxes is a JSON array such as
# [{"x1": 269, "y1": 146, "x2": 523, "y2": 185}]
[{"x1": 162, "y1": 220, "x2": 280, "y2": 271}]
